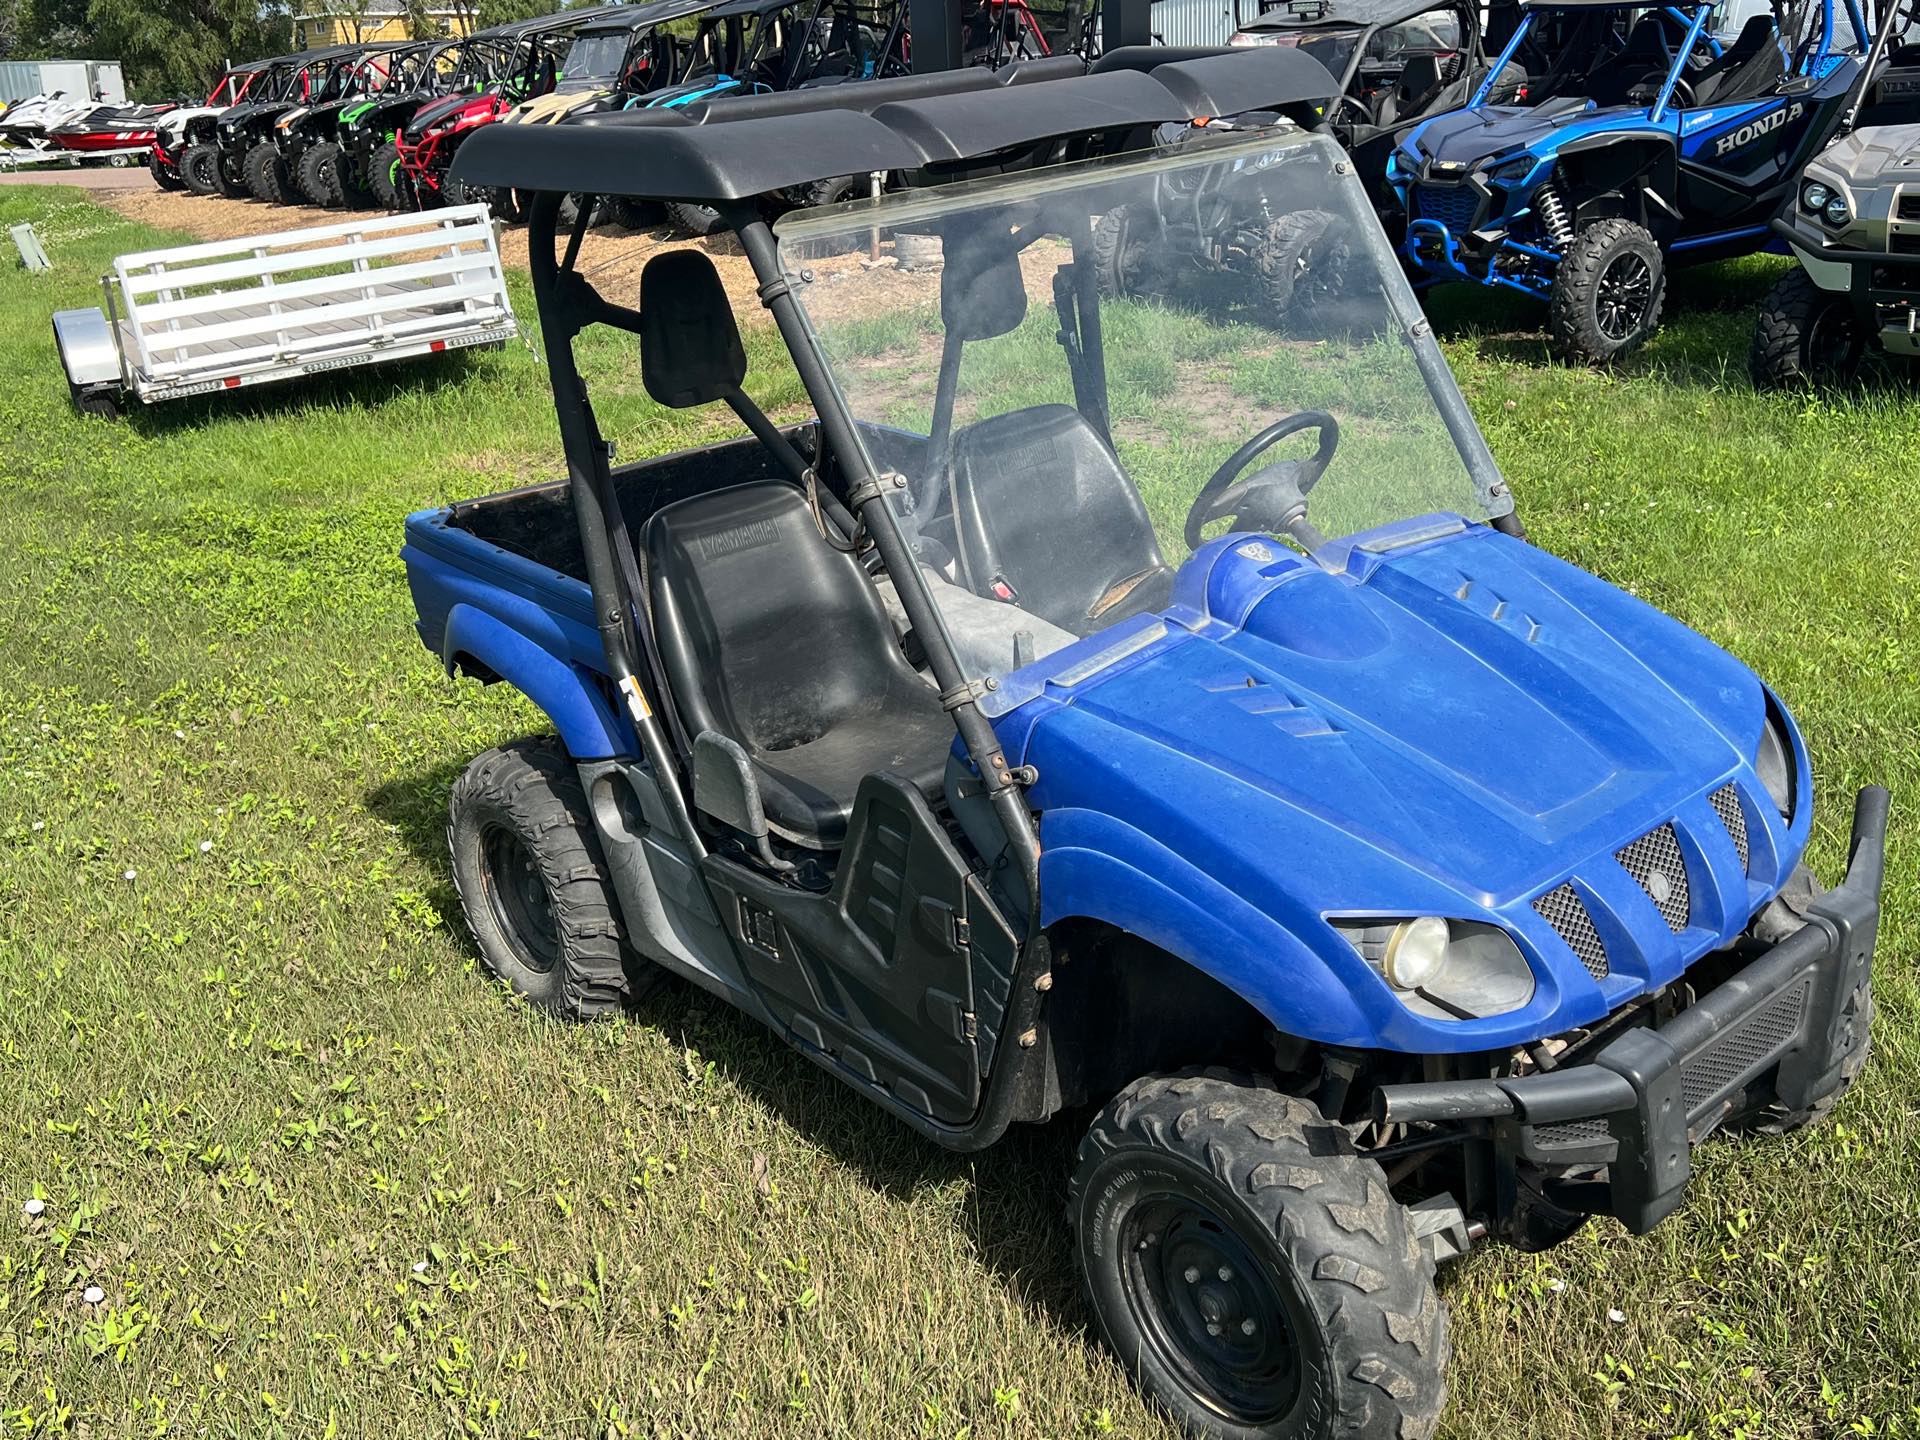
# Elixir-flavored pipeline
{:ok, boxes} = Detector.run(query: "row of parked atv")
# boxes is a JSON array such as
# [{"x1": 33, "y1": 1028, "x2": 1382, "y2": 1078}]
[
  {"x1": 144, "y1": 0, "x2": 1074, "y2": 233},
  {"x1": 145, "y1": 0, "x2": 1920, "y2": 384}
]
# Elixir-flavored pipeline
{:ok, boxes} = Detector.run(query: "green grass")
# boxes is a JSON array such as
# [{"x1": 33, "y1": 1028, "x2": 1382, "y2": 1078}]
[{"x1": 1, "y1": 183, "x2": 1917, "y2": 1439}]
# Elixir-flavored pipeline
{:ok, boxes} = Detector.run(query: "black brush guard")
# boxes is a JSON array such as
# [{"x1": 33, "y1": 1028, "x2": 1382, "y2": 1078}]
[{"x1": 1376, "y1": 786, "x2": 1888, "y2": 1233}]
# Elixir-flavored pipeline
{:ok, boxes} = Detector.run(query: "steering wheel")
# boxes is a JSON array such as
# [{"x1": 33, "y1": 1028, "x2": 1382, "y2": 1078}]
[
  {"x1": 1627, "y1": 72, "x2": 1695, "y2": 107},
  {"x1": 1185, "y1": 411, "x2": 1341, "y2": 554}
]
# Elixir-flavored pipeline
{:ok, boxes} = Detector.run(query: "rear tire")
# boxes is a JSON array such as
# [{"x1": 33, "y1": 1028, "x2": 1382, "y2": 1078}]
[
  {"x1": 369, "y1": 141, "x2": 406, "y2": 210},
  {"x1": 148, "y1": 149, "x2": 185, "y2": 192},
  {"x1": 1548, "y1": 218, "x2": 1666, "y2": 364},
  {"x1": 181, "y1": 142, "x2": 222, "y2": 196},
  {"x1": 448, "y1": 740, "x2": 659, "y2": 1022},
  {"x1": 1749, "y1": 267, "x2": 1868, "y2": 389},
  {"x1": 298, "y1": 142, "x2": 345, "y2": 208},
  {"x1": 244, "y1": 140, "x2": 291, "y2": 205},
  {"x1": 1071, "y1": 1072, "x2": 1448, "y2": 1440},
  {"x1": 666, "y1": 200, "x2": 726, "y2": 237},
  {"x1": 1092, "y1": 203, "x2": 1160, "y2": 298},
  {"x1": 1252, "y1": 208, "x2": 1355, "y2": 335}
]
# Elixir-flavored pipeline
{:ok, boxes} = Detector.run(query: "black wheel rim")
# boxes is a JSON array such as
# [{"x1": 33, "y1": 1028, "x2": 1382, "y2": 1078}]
[
  {"x1": 1120, "y1": 1194, "x2": 1303, "y2": 1424},
  {"x1": 1806, "y1": 303, "x2": 1862, "y2": 377},
  {"x1": 1594, "y1": 250, "x2": 1654, "y2": 342},
  {"x1": 481, "y1": 825, "x2": 559, "y2": 973}
]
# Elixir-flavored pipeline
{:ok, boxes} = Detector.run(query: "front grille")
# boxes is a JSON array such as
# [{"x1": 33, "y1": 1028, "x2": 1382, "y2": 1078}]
[
  {"x1": 1679, "y1": 978, "x2": 1810, "y2": 1116},
  {"x1": 1710, "y1": 784, "x2": 1749, "y2": 869},
  {"x1": 1897, "y1": 191, "x2": 1920, "y2": 220},
  {"x1": 1616, "y1": 824, "x2": 1691, "y2": 933},
  {"x1": 1533, "y1": 883, "x2": 1609, "y2": 979},
  {"x1": 1411, "y1": 183, "x2": 1479, "y2": 235}
]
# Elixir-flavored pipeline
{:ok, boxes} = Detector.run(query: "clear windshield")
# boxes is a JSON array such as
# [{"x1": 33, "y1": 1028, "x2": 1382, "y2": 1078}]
[
  {"x1": 776, "y1": 126, "x2": 1508, "y2": 685},
  {"x1": 564, "y1": 32, "x2": 633, "y2": 85}
]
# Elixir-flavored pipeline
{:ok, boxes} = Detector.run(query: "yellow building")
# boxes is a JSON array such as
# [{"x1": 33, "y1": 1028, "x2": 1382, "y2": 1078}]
[{"x1": 294, "y1": 3, "x2": 480, "y2": 47}]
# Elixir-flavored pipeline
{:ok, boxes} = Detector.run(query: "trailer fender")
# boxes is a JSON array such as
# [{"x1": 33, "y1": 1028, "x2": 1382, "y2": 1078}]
[
  {"x1": 51, "y1": 307, "x2": 120, "y2": 387},
  {"x1": 441, "y1": 602, "x2": 630, "y2": 760}
]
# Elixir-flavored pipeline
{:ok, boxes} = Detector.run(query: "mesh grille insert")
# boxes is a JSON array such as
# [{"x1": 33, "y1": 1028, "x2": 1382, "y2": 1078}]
[
  {"x1": 1710, "y1": 784, "x2": 1749, "y2": 869},
  {"x1": 1534, "y1": 1115, "x2": 1611, "y2": 1149},
  {"x1": 1533, "y1": 883, "x2": 1608, "y2": 979},
  {"x1": 1680, "y1": 979, "x2": 1810, "y2": 1116},
  {"x1": 1616, "y1": 824, "x2": 1691, "y2": 933},
  {"x1": 1412, "y1": 183, "x2": 1479, "y2": 234}
]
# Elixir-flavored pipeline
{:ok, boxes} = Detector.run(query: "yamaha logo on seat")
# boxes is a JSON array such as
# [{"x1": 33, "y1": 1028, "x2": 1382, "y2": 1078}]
[
  {"x1": 1713, "y1": 102, "x2": 1804, "y2": 158},
  {"x1": 699, "y1": 517, "x2": 781, "y2": 558}
]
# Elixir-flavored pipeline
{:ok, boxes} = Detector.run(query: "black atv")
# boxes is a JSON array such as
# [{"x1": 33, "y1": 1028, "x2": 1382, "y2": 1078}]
[
  {"x1": 1093, "y1": 0, "x2": 1516, "y2": 327},
  {"x1": 180, "y1": 53, "x2": 308, "y2": 198},
  {"x1": 209, "y1": 46, "x2": 358, "y2": 204},
  {"x1": 334, "y1": 29, "x2": 522, "y2": 212},
  {"x1": 277, "y1": 41, "x2": 434, "y2": 208}
]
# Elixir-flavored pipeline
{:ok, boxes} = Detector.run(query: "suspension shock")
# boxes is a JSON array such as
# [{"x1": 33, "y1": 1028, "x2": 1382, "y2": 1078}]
[{"x1": 1536, "y1": 184, "x2": 1573, "y2": 250}]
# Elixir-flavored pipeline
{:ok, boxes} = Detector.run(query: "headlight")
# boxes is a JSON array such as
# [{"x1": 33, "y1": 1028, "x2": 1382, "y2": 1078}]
[
  {"x1": 1754, "y1": 700, "x2": 1797, "y2": 818},
  {"x1": 1802, "y1": 181, "x2": 1831, "y2": 213},
  {"x1": 1823, "y1": 194, "x2": 1851, "y2": 228},
  {"x1": 1334, "y1": 917, "x2": 1537, "y2": 1018}
]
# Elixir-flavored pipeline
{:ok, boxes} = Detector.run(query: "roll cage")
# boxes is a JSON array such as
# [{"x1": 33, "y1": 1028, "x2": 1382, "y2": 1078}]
[
  {"x1": 445, "y1": 45, "x2": 1344, "y2": 1142},
  {"x1": 1471, "y1": 0, "x2": 1868, "y2": 116}
]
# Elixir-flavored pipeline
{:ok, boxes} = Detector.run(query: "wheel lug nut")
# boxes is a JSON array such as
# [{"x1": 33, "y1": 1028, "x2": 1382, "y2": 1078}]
[
  {"x1": 1206, "y1": 1322, "x2": 1222, "y2": 1337},
  {"x1": 1241, "y1": 1318, "x2": 1257, "y2": 1336},
  {"x1": 1183, "y1": 1266, "x2": 1201, "y2": 1284},
  {"x1": 1217, "y1": 1265, "x2": 1234, "y2": 1282}
]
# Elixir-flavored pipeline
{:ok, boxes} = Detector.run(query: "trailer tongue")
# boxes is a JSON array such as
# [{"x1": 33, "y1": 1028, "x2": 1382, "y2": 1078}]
[{"x1": 52, "y1": 204, "x2": 516, "y2": 417}]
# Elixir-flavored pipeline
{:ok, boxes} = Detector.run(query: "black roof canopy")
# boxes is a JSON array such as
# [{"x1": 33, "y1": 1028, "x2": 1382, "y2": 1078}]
[{"x1": 451, "y1": 45, "x2": 1340, "y2": 201}]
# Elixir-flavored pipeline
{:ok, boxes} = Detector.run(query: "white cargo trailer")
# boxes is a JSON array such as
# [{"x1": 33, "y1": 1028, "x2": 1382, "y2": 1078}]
[{"x1": 52, "y1": 205, "x2": 517, "y2": 417}]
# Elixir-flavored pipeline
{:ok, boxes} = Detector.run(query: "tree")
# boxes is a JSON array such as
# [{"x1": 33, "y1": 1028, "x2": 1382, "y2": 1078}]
[
  {"x1": 14, "y1": 0, "x2": 294, "y2": 99},
  {"x1": 473, "y1": 0, "x2": 548, "y2": 28}
]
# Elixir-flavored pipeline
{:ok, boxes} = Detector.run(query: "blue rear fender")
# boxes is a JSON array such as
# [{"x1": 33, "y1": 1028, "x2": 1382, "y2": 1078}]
[{"x1": 439, "y1": 602, "x2": 630, "y2": 760}]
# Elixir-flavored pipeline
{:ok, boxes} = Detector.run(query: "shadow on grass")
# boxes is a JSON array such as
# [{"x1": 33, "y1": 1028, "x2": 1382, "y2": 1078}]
[{"x1": 366, "y1": 756, "x2": 1097, "y2": 1337}]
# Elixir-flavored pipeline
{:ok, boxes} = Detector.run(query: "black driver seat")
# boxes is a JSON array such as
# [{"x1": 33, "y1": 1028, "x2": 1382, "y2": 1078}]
[
  {"x1": 946, "y1": 405, "x2": 1173, "y2": 636},
  {"x1": 645, "y1": 481, "x2": 952, "y2": 850}
]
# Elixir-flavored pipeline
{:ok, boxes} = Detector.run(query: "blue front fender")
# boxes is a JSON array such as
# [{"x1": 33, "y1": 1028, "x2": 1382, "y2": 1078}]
[
  {"x1": 1039, "y1": 807, "x2": 1383, "y2": 1046},
  {"x1": 442, "y1": 602, "x2": 631, "y2": 760}
]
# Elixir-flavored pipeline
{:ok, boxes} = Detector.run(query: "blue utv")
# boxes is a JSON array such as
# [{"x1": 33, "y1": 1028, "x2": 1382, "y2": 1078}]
[
  {"x1": 1389, "y1": 0, "x2": 1878, "y2": 361},
  {"x1": 401, "y1": 45, "x2": 1885, "y2": 1440}
]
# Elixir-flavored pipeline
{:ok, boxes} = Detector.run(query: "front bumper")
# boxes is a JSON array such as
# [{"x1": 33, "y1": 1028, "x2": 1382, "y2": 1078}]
[
  {"x1": 1377, "y1": 786, "x2": 1887, "y2": 1234},
  {"x1": 1774, "y1": 217, "x2": 1920, "y2": 357}
]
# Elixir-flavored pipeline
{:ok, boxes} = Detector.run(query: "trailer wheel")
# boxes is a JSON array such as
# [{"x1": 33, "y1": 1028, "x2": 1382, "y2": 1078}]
[
  {"x1": 299, "y1": 143, "x2": 346, "y2": 208},
  {"x1": 448, "y1": 740, "x2": 660, "y2": 1022},
  {"x1": 1749, "y1": 268, "x2": 1868, "y2": 389},
  {"x1": 369, "y1": 141, "x2": 406, "y2": 211},
  {"x1": 69, "y1": 384, "x2": 121, "y2": 420},
  {"x1": 181, "y1": 142, "x2": 222, "y2": 196},
  {"x1": 244, "y1": 141, "x2": 292, "y2": 205},
  {"x1": 1548, "y1": 218, "x2": 1666, "y2": 365},
  {"x1": 1071, "y1": 1072, "x2": 1448, "y2": 1440},
  {"x1": 148, "y1": 150, "x2": 185, "y2": 192}
]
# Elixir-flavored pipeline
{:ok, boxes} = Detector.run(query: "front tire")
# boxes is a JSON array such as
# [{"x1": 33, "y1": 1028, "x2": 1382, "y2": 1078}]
[
  {"x1": 1092, "y1": 203, "x2": 1160, "y2": 298},
  {"x1": 1252, "y1": 209, "x2": 1355, "y2": 335},
  {"x1": 1548, "y1": 218, "x2": 1666, "y2": 364},
  {"x1": 244, "y1": 141, "x2": 291, "y2": 205},
  {"x1": 148, "y1": 149, "x2": 185, "y2": 192},
  {"x1": 1071, "y1": 1072, "x2": 1447, "y2": 1440},
  {"x1": 181, "y1": 142, "x2": 222, "y2": 196},
  {"x1": 665, "y1": 200, "x2": 726, "y2": 237},
  {"x1": 298, "y1": 142, "x2": 345, "y2": 208},
  {"x1": 1739, "y1": 975, "x2": 1872, "y2": 1134},
  {"x1": 369, "y1": 141, "x2": 407, "y2": 210},
  {"x1": 1749, "y1": 267, "x2": 1868, "y2": 389},
  {"x1": 448, "y1": 740, "x2": 660, "y2": 1022}
]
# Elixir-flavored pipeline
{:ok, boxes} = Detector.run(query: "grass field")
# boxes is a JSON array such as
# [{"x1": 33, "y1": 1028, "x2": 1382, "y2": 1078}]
[{"x1": 1, "y1": 182, "x2": 1916, "y2": 1439}]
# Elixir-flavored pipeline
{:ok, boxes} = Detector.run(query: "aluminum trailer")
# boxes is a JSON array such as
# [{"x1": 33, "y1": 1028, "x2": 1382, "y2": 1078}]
[{"x1": 52, "y1": 204, "x2": 516, "y2": 416}]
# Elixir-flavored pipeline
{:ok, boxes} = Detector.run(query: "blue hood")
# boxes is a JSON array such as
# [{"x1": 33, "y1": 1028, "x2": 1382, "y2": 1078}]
[
  {"x1": 996, "y1": 519, "x2": 1810, "y2": 1054},
  {"x1": 1399, "y1": 99, "x2": 1643, "y2": 172}
]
